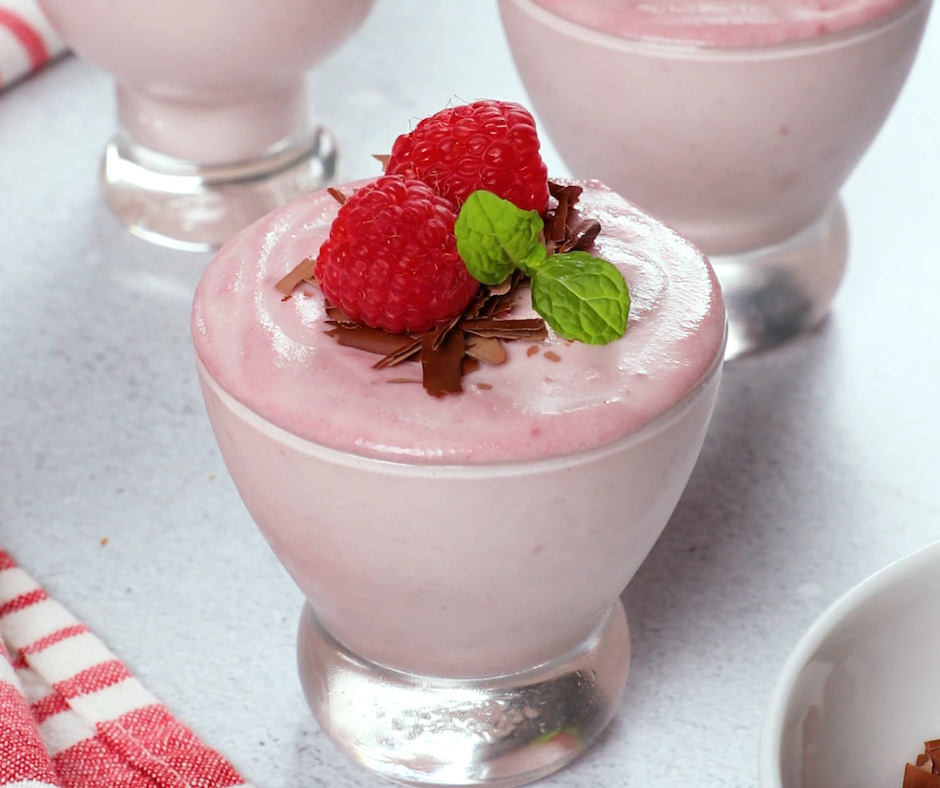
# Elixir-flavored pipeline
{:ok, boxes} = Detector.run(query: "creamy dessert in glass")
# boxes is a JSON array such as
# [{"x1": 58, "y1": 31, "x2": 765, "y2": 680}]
[
  {"x1": 192, "y1": 101, "x2": 726, "y2": 786},
  {"x1": 38, "y1": 0, "x2": 376, "y2": 251},
  {"x1": 498, "y1": 0, "x2": 933, "y2": 358}
]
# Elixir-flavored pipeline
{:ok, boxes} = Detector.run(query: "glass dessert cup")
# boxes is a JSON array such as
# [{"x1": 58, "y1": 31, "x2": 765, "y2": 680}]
[
  {"x1": 37, "y1": 0, "x2": 376, "y2": 252},
  {"x1": 194, "y1": 345, "x2": 724, "y2": 787},
  {"x1": 498, "y1": 0, "x2": 933, "y2": 358}
]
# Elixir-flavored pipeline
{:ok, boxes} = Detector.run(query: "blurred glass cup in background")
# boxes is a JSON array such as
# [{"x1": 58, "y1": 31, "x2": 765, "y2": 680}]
[
  {"x1": 499, "y1": 0, "x2": 932, "y2": 358},
  {"x1": 39, "y1": 0, "x2": 376, "y2": 251}
]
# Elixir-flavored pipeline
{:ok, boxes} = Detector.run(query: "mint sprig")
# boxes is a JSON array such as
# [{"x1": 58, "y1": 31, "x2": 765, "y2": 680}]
[
  {"x1": 455, "y1": 190, "x2": 630, "y2": 344},
  {"x1": 530, "y1": 252, "x2": 629, "y2": 345},
  {"x1": 455, "y1": 190, "x2": 546, "y2": 283}
]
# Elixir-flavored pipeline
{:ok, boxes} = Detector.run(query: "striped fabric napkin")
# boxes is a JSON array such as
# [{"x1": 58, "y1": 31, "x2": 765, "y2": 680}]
[
  {"x1": 0, "y1": 549, "x2": 252, "y2": 788},
  {"x1": 0, "y1": 0, "x2": 64, "y2": 90}
]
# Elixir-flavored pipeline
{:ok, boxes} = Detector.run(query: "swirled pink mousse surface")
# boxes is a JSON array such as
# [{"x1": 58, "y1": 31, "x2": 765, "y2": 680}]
[
  {"x1": 528, "y1": 0, "x2": 914, "y2": 46},
  {"x1": 192, "y1": 179, "x2": 725, "y2": 464}
]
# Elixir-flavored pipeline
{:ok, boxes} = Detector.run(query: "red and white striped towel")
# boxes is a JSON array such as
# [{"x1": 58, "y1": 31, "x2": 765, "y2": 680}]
[
  {"x1": 0, "y1": 0, "x2": 64, "y2": 90},
  {"x1": 0, "y1": 549, "x2": 252, "y2": 788}
]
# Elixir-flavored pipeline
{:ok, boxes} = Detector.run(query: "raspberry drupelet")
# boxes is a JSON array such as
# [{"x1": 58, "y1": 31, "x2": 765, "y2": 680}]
[
  {"x1": 386, "y1": 100, "x2": 550, "y2": 214},
  {"x1": 314, "y1": 176, "x2": 480, "y2": 334}
]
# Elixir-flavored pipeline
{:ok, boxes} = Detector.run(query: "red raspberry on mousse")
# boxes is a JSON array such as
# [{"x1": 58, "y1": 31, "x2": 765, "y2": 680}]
[
  {"x1": 386, "y1": 100, "x2": 550, "y2": 214},
  {"x1": 315, "y1": 175, "x2": 480, "y2": 335}
]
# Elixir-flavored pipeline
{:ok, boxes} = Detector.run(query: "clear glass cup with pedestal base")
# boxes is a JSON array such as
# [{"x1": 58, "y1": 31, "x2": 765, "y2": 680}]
[
  {"x1": 38, "y1": 0, "x2": 376, "y2": 251},
  {"x1": 498, "y1": 0, "x2": 932, "y2": 358},
  {"x1": 191, "y1": 176, "x2": 727, "y2": 786},
  {"x1": 197, "y1": 361, "x2": 723, "y2": 786}
]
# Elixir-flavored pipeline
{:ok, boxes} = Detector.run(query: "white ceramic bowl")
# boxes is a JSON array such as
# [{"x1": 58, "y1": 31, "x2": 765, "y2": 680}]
[{"x1": 760, "y1": 539, "x2": 940, "y2": 788}]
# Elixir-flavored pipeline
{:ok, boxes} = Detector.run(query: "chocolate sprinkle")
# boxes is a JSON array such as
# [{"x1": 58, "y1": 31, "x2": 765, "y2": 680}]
[
  {"x1": 565, "y1": 218, "x2": 602, "y2": 253},
  {"x1": 549, "y1": 181, "x2": 582, "y2": 207},
  {"x1": 422, "y1": 326, "x2": 465, "y2": 397},
  {"x1": 465, "y1": 335, "x2": 507, "y2": 365},
  {"x1": 275, "y1": 257, "x2": 317, "y2": 296},
  {"x1": 903, "y1": 740, "x2": 940, "y2": 787},
  {"x1": 462, "y1": 318, "x2": 548, "y2": 341},
  {"x1": 325, "y1": 325, "x2": 417, "y2": 358},
  {"x1": 327, "y1": 187, "x2": 347, "y2": 205},
  {"x1": 548, "y1": 189, "x2": 570, "y2": 245},
  {"x1": 325, "y1": 305, "x2": 358, "y2": 324},
  {"x1": 903, "y1": 764, "x2": 940, "y2": 788},
  {"x1": 461, "y1": 357, "x2": 481, "y2": 376},
  {"x1": 373, "y1": 336, "x2": 422, "y2": 369}
]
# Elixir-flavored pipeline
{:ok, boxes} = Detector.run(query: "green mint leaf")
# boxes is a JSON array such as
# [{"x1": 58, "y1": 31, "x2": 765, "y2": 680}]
[
  {"x1": 530, "y1": 252, "x2": 630, "y2": 345},
  {"x1": 455, "y1": 190, "x2": 546, "y2": 285}
]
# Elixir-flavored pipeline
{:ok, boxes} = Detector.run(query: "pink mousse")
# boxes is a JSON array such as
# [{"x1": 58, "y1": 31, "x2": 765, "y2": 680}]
[
  {"x1": 528, "y1": 0, "x2": 914, "y2": 47},
  {"x1": 192, "y1": 179, "x2": 725, "y2": 464}
]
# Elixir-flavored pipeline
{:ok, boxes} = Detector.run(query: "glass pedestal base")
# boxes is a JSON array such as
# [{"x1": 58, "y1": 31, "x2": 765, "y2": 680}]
[
  {"x1": 100, "y1": 127, "x2": 338, "y2": 252},
  {"x1": 712, "y1": 200, "x2": 849, "y2": 360},
  {"x1": 297, "y1": 600, "x2": 631, "y2": 787}
]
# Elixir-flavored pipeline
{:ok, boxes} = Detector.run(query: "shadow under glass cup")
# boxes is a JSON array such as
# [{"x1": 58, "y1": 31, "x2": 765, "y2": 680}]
[
  {"x1": 498, "y1": 0, "x2": 933, "y2": 358},
  {"x1": 38, "y1": 0, "x2": 376, "y2": 251}
]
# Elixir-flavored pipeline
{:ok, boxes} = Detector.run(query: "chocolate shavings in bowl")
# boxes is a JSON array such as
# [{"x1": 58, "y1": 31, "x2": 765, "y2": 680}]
[{"x1": 903, "y1": 740, "x2": 940, "y2": 787}]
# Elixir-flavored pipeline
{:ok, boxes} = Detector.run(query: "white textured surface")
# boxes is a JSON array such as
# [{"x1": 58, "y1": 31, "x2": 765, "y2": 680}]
[{"x1": 0, "y1": 2, "x2": 938, "y2": 787}]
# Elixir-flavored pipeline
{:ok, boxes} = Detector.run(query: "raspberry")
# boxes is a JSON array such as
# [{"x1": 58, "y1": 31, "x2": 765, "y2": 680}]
[
  {"x1": 386, "y1": 100, "x2": 550, "y2": 215},
  {"x1": 315, "y1": 176, "x2": 480, "y2": 335}
]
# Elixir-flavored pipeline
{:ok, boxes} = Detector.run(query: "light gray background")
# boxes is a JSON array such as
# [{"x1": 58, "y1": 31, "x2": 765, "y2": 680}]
[{"x1": 1, "y1": 2, "x2": 938, "y2": 786}]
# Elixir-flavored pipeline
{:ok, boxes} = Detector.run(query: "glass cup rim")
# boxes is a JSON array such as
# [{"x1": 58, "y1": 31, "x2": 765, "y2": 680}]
[
  {"x1": 195, "y1": 320, "x2": 726, "y2": 479},
  {"x1": 501, "y1": 0, "x2": 931, "y2": 59}
]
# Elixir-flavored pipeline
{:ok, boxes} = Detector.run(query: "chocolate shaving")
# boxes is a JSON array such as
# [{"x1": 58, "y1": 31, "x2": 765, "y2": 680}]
[
  {"x1": 526, "y1": 345, "x2": 540, "y2": 358},
  {"x1": 548, "y1": 180, "x2": 582, "y2": 207},
  {"x1": 373, "y1": 336, "x2": 422, "y2": 369},
  {"x1": 462, "y1": 357, "x2": 480, "y2": 376},
  {"x1": 547, "y1": 189, "x2": 570, "y2": 245},
  {"x1": 373, "y1": 154, "x2": 391, "y2": 171},
  {"x1": 462, "y1": 318, "x2": 548, "y2": 341},
  {"x1": 327, "y1": 187, "x2": 347, "y2": 205},
  {"x1": 476, "y1": 382, "x2": 493, "y2": 390},
  {"x1": 422, "y1": 327, "x2": 465, "y2": 397},
  {"x1": 325, "y1": 325, "x2": 417, "y2": 358},
  {"x1": 325, "y1": 305, "x2": 359, "y2": 324},
  {"x1": 903, "y1": 764, "x2": 940, "y2": 788},
  {"x1": 465, "y1": 336, "x2": 507, "y2": 365},
  {"x1": 387, "y1": 378, "x2": 422, "y2": 384},
  {"x1": 432, "y1": 311, "x2": 465, "y2": 351},
  {"x1": 544, "y1": 350, "x2": 562, "y2": 363},
  {"x1": 563, "y1": 219, "x2": 602, "y2": 253},
  {"x1": 903, "y1": 740, "x2": 940, "y2": 787},
  {"x1": 488, "y1": 277, "x2": 514, "y2": 297},
  {"x1": 481, "y1": 270, "x2": 525, "y2": 318},
  {"x1": 275, "y1": 257, "x2": 317, "y2": 296}
]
